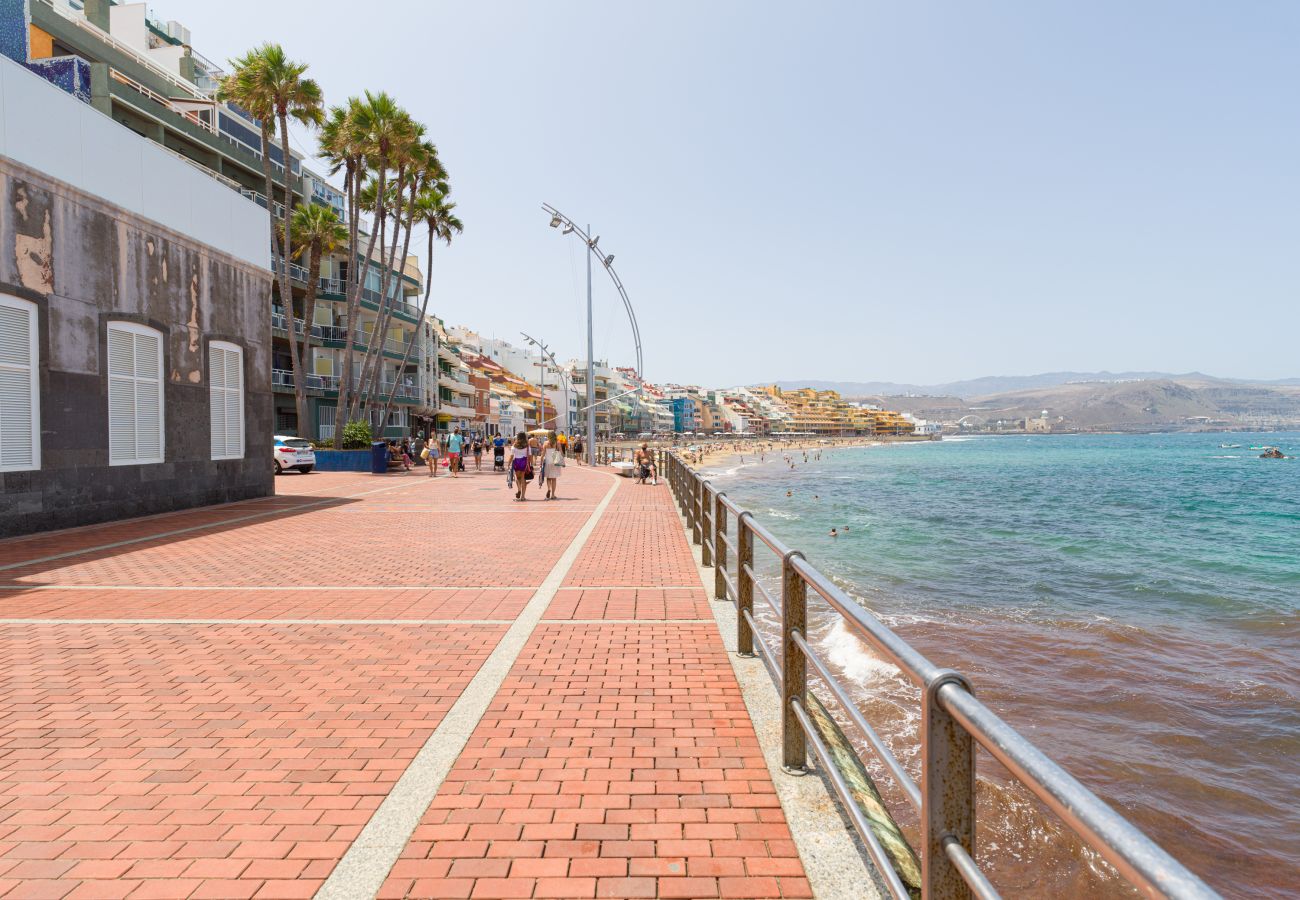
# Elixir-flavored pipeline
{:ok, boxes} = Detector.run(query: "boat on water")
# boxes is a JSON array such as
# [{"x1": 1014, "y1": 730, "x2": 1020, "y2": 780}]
[
  {"x1": 1220, "y1": 443, "x2": 1241, "y2": 449},
  {"x1": 1258, "y1": 446, "x2": 1287, "y2": 459}
]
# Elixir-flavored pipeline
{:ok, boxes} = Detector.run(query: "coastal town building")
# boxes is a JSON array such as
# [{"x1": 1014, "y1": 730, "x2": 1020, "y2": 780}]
[
  {"x1": 0, "y1": 41, "x2": 271, "y2": 536},
  {"x1": 5, "y1": 0, "x2": 432, "y2": 442}
]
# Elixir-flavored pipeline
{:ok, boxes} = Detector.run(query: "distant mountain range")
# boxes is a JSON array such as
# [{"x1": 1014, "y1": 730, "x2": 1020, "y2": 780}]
[
  {"x1": 776, "y1": 372, "x2": 1300, "y2": 400},
  {"x1": 768, "y1": 373, "x2": 1300, "y2": 431}
]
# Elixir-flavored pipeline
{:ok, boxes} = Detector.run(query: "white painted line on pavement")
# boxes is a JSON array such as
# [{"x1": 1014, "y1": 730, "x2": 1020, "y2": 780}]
[{"x1": 315, "y1": 472, "x2": 622, "y2": 900}]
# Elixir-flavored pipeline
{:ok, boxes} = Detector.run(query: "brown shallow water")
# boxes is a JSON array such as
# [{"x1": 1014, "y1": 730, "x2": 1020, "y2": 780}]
[{"x1": 719, "y1": 433, "x2": 1300, "y2": 897}]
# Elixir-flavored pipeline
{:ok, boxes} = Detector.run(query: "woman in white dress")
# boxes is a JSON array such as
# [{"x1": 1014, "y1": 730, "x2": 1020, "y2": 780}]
[{"x1": 542, "y1": 435, "x2": 565, "y2": 500}]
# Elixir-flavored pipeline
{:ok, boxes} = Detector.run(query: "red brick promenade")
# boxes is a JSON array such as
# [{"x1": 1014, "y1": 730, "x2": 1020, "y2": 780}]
[{"x1": 0, "y1": 466, "x2": 811, "y2": 899}]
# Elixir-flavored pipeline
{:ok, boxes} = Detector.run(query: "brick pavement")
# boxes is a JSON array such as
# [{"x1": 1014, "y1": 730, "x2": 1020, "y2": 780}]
[{"x1": 0, "y1": 467, "x2": 811, "y2": 899}]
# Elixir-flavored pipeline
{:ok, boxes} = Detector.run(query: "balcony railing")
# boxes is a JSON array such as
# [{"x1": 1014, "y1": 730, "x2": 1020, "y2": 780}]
[
  {"x1": 272, "y1": 368, "x2": 420, "y2": 401},
  {"x1": 272, "y1": 256, "x2": 309, "y2": 283}
]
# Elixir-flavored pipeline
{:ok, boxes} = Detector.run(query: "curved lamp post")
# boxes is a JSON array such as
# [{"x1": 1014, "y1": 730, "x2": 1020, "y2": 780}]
[
  {"x1": 520, "y1": 331, "x2": 573, "y2": 432},
  {"x1": 542, "y1": 203, "x2": 642, "y2": 465}
]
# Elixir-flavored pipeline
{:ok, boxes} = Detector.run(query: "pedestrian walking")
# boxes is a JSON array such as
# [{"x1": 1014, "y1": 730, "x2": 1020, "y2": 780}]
[
  {"x1": 423, "y1": 437, "x2": 439, "y2": 477},
  {"x1": 543, "y1": 437, "x2": 565, "y2": 500},
  {"x1": 447, "y1": 428, "x2": 464, "y2": 478},
  {"x1": 508, "y1": 432, "x2": 532, "y2": 501},
  {"x1": 473, "y1": 437, "x2": 484, "y2": 471}
]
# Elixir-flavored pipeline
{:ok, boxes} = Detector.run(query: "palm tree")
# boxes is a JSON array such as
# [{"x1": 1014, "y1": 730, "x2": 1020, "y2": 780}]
[
  {"x1": 326, "y1": 92, "x2": 415, "y2": 445},
  {"x1": 219, "y1": 44, "x2": 323, "y2": 438},
  {"x1": 378, "y1": 185, "x2": 462, "y2": 428},
  {"x1": 351, "y1": 115, "x2": 426, "y2": 427},
  {"x1": 285, "y1": 203, "x2": 347, "y2": 432}
]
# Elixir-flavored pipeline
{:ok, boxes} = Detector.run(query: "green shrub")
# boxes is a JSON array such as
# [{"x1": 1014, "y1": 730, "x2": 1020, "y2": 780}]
[
  {"x1": 342, "y1": 419, "x2": 372, "y2": 449},
  {"x1": 314, "y1": 437, "x2": 334, "y2": 449}
]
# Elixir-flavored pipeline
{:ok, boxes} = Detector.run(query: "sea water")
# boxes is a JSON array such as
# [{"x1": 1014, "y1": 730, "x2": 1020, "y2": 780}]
[{"x1": 707, "y1": 433, "x2": 1299, "y2": 898}]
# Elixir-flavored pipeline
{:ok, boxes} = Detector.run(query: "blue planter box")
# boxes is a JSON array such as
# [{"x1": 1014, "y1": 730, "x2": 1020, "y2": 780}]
[{"x1": 313, "y1": 449, "x2": 372, "y2": 472}]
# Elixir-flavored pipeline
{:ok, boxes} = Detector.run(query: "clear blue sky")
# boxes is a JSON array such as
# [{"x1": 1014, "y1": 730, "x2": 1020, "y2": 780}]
[{"x1": 184, "y1": 1, "x2": 1299, "y2": 387}]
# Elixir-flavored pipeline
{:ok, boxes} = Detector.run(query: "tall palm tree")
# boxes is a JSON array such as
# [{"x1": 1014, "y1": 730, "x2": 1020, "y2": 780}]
[
  {"x1": 326, "y1": 93, "x2": 414, "y2": 445},
  {"x1": 219, "y1": 44, "x2": 323, "y2": 437},
  {"x1": 351, "y1": 116, "x2": 426, "y2": 426},
  {"x1": 378, "y1": 185, "x2": 461, "y2": 428},
  {"x1": 286, "y1": 203, "x2": 347, "y2": 433}
]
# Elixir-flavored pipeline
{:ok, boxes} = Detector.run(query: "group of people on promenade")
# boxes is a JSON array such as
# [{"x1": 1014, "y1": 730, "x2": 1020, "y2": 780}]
[
  {"x1": 505, "y1": 430, "x2": 576, "y2": 501},
  {"x1": 388, "y1": 427, "x2": 586, "y2": 481}
]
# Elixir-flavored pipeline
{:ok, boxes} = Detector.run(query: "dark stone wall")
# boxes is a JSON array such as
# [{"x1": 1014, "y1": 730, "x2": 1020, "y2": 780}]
[{"x1": 0, "y1": 157, "x2": 273, "y2": 537}]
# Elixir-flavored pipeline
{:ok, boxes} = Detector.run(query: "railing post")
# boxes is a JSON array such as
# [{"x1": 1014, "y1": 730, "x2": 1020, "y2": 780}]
[
  {"x1": 690, "y1": 476, "x2": 702, "y2": 546},
  {"x1": 780, "y1": 550, "x2": 807, "y2": 774},
  {"x1": 714, "y1": 493, "x2": 727, "y2": 601},
  {"x1": 700, "y1": 481, "x2": 713, "y2": 567},
  {"x1": 922, "y1": 671, "x2": 976, "y2": 900},
  {"x1": 736, "y1": 512, "x2": 754, "y2": 656}
]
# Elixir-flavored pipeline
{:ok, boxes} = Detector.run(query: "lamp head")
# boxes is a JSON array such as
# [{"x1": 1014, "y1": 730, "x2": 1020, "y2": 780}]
[
  {"x1": 561, "y1": 224, "x2": 574, "y2": 235},
  {"x1": 549, "y1": 214, "x2": 561, "y2": 228},
  {"x1": 604, "y1": 254, "x2": 615, "y2": 267},
  {"x1": 589, "y1": 235, "x2": 599, "y2": 249}
]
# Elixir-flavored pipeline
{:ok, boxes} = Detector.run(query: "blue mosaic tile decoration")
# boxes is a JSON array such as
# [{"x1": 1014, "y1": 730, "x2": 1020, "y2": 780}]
[
  {"x1": 0, "y1": 0, "x2": 32, "y2": 64},
  {"x1": 0, "y1": 0, "x2": 93, "y2": 103},
  {"x1": 30, "y1": 54, "x2": 91, "y2": 101}
]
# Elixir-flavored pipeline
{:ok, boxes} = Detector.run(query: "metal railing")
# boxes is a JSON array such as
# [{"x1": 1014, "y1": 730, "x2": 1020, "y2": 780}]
[
  {"x1": 272, "y1": 368, "x2": 419, "y2": 400},
  {"x1": 651, "y1": 449, "x2": 1218, "y2": 900}
]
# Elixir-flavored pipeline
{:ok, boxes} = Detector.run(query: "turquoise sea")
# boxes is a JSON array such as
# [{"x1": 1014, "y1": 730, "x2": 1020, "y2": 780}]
[{"x1": 706, "y1": 433, "x2": 1299, "y2": 898}]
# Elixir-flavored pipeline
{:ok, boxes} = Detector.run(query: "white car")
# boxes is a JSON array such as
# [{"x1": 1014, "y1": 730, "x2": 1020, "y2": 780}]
[{"x1": 274, "y1": 435, "x2": 315, "y2": 474}]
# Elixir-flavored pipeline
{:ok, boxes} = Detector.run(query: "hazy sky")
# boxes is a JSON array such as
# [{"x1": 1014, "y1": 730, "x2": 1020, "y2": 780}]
[{"x1": 182, "y1": 1, "x2": 1299, "y2": 386}]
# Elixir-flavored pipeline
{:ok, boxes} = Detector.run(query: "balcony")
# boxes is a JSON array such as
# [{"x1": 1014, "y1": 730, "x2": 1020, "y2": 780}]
[{"x1": 272, "y1": 256, "x2": 309, "y2": 284}]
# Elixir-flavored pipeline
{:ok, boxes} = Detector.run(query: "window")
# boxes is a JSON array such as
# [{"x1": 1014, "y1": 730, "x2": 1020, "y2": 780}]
[
  {"x1": 209, "y1": 341, "x2": 244, "y2": 460},
  {"x1": 107, "y1": 322, "x2": 164, "y2": 465},
  {"x1": 0, "y1": 295, "x2": 39, "y2": 472}
]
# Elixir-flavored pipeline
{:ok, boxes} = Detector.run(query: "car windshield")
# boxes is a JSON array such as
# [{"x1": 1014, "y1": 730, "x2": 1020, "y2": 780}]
[{"x1": 281, "y1": 439, "x2": 312, "y2": 450}]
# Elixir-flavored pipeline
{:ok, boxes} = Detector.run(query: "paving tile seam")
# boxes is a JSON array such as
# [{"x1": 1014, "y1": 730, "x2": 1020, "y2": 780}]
[
  {"x1": 0, "y1": 478, "x2": 430, "y2": 573},
  {"x1": 0, "y1": 476, "x2": 383, "y2": 549},
  {"x1": 315, "y1": 470, "x2": 622, "y2": 900},
  {"x1": 0, "y1": 618, "x2": 516, "y2": 625}
]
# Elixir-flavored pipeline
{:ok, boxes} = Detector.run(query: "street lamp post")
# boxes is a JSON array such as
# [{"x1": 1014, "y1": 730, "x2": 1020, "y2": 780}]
[
  {"x1": 543, "y1": 204, "x2": 642, "y2": 466},
  {"x1": 520, "y1": 332, "x2": 572, "y2": 433}
]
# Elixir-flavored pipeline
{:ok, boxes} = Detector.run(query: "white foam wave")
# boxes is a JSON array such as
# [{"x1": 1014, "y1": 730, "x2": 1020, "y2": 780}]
[
  {"x1": 766, "y1": 508, "x2": 801, "y2": 520},
  {"x1": 823, "y1": 619, "x2": 903, "y2": 684}
]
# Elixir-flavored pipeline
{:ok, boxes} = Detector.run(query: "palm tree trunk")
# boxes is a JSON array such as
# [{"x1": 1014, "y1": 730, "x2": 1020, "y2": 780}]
[
  {"x1": 378, "y1": 226, "x2": 434, "y2": 427},
  {"x1": 360, "y1": 182, "x2": 416, "y2": 430},
  {"x1": 332, "y1": 162, "x2": 358, "y2": 447},
  {"x1": 275, "y1": 110, "x2": 308, "y2": 437},
  {"x1": 356, "y1": 169, "x2": 411, "y2": 426},
  {"x1": 336, "y1": 163, "x2": 385, "y2": 445},
  {"x1": 256, "y1": 117, "x2": 301, "y2": 441}
]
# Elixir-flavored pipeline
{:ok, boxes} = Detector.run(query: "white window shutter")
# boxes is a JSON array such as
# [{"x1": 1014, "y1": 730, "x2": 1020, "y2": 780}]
[
  {"x1": 210, "y1": 342, "x2": 244, "y2": 460},
  {"x1": 108, "y1": 323, "x2": 164, "y2": 465},
  {"x1": 0, "y1": 299, "x2": 38, "y2": 471},
  {"x1": 209, "y1": 346, "x2": 226, "y2": 458}
]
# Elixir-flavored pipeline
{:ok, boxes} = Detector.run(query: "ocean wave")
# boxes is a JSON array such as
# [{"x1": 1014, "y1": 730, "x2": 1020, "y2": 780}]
[
  {"x1": 823, "y1": 619, "x2": 904, "y2": 684},
  {"x1": 765, "y1": 508, "x2": 801, "y2": 520}
]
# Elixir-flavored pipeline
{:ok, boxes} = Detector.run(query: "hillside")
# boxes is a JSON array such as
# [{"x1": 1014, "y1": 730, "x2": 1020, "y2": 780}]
[
  {"x1": 866, "y1": 377, "x2": 1300, "y2": 431},
  {"x1": 777, "y1": 371, "x2": 1300, "y2": 400}
]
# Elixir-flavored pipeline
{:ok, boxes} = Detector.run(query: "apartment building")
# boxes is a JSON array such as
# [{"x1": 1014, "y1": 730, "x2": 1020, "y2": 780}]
[
  {"x1": 8, "y1": 0, "x2": 428, "y2": 442},
  {"x1": 0, "y1": 43, "x2": 270, "y2": 536}
]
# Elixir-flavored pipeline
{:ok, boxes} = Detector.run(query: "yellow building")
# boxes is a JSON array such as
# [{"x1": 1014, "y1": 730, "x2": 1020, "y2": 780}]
[{"x1": 754, "y1": 385, "x2": 909, "y2": 436}]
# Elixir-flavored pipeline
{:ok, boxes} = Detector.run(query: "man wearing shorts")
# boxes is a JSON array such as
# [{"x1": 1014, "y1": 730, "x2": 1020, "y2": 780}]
[{"x1": 447, "y1": 428, "x2": 463, "y2": 478}]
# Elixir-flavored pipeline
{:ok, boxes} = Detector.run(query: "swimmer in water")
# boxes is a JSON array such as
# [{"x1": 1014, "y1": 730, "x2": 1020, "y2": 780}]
[
  {"x1": 786, "y1": 490, "x2": 792, "y2": 497},
  {"x1": 829, "y1": 528, "x2": 838, "y2": 537}
]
